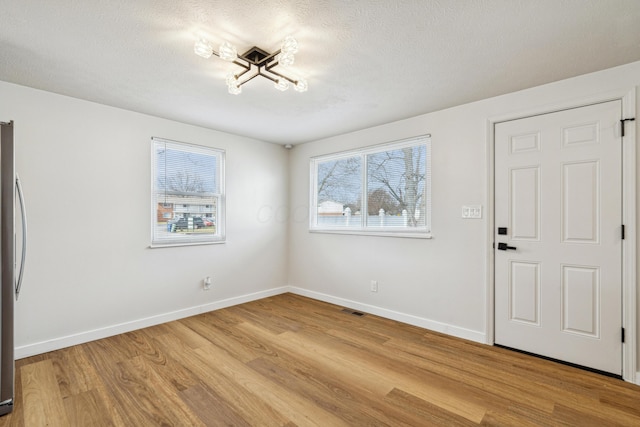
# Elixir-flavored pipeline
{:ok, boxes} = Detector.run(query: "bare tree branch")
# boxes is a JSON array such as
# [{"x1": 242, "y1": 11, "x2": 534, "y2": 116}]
[{"x1": 169, "y1": 171, "x2": 205, "y2": 192}]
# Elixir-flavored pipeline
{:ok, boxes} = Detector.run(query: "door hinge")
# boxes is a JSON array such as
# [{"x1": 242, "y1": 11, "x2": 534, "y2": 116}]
[
  {"x1": 621, "y1": 118, "x2": 635, "y2": 137},
  {"x1": 622, "y1": 224, "x2": 625, "y2": 240},
  {"x1": 622, "y1": 327, "x2": 625, "y2": 343}
]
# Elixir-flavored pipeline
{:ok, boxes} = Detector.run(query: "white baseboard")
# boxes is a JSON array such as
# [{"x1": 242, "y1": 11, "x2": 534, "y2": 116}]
[
  {"x1": 17, "y1": 285, "x2": 486, "y2": 359},
  {"x1": 636, "y1": 372, "x2": 640, "y2": 386},
  {"x1": 15, "y1": 286, "x2": 290, "y2": 359},
  {"x1": 288, "y1": 286, "x2": 486, "y2": 344}
]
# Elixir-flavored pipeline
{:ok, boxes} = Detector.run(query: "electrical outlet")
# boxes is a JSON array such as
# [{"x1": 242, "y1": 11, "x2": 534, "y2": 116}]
[
  {"x1": 203, "y1": 276, "x2": 212, "y2": 290},
  {"x1": 370, "y1": 280, "x2": 378, "y2": 293}
]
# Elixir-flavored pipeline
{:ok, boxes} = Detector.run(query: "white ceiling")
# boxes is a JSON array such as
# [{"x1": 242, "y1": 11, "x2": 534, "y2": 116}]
[{"x1": 1, "y1": 0, "x2": 639, "y2": 145}]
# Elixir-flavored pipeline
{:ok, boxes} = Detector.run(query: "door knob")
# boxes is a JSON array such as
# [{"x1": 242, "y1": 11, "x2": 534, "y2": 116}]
[{"x1": 497, "y1": 242, "x2": 517, "y2": 251}]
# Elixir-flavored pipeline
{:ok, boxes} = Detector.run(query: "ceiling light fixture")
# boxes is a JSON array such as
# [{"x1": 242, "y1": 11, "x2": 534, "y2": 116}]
[{"x1": 194, "y1": 36, "x2": 308, "y2": 95}]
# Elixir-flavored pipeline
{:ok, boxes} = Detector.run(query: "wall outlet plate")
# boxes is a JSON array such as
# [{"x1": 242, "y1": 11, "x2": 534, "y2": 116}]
[{"x1": 462, "y1": 205, "x2": 482, "y2": 219}]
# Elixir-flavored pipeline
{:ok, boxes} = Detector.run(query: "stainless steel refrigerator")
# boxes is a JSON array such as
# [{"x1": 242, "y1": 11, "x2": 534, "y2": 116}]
[{"x1": 0, "y1": 121, "x2": 27, "y2": 416}]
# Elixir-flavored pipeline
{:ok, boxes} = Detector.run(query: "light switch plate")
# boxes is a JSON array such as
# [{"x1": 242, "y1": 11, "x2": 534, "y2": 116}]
[{"x1": 462, "y1": 205, "x2": 482, "y2": 219}]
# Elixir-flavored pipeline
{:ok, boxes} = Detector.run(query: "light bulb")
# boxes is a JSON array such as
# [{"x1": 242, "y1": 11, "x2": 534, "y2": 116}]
[
  {"x1": 281, "y1": 36, "x2": 298, "y2": 54},
  {"x1": 226, "y1": 73, "x2": 241, "y2": 95},
  {"x1": 225, "y1": 72, "x2": 238, "y2": 87},
  {"x1": 294, "y1": 79, "x2": 308, "y2": 93},
  {"x1": 219, "y1": 41, "x2": 238, "y2": 62},
  {"x1": 228, "y1": 84, "x2": 242, "y2": 95},
  {"x1": 278, "y1": 52, "x2": 295, "y2": 67},
  {"x1": 194, "y1": 38, "x2": 214, "y2": 58},
  {"x1": 274, "y1": 79, "x2": 289, "y2": 91}
]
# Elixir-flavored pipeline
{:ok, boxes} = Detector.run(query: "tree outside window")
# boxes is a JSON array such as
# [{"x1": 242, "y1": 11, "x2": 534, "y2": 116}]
[{"x1": 311, "y1": 135, "x2": 430, "y2": 235}]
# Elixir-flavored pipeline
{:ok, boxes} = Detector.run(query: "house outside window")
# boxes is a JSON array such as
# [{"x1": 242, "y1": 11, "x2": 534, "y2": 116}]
[
  {"x1": 151, "y1": 137, "x2": 225, "y2": 246},
  {"x1": 309, "y1": 135, "x2": 431, "y2": 237}
]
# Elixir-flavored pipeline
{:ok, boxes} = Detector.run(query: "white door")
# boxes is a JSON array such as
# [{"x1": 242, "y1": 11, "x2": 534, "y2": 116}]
[{"x1": 494, "y1": 101, "x2": 622, "y2": 375}]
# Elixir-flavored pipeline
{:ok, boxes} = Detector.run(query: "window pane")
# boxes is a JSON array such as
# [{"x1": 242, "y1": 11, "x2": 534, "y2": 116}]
[
  {"x1": 152, "y1": 138, "x2": 224, "y2": 246},
  {"x1": 367, "y1": 144, "x2": 426, "y2": 228},
  {"x1": 310, "y1": 135, "x2": 430, "y2": 236},
  {"x1": 316, "y1": 155, "x2": 361, "y2": 227}
]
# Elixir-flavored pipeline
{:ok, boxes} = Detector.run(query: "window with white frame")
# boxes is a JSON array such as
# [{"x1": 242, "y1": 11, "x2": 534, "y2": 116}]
[
  {"x1": 310, "y1": 135, "x2": 431, "y2": 237},
  {"x1": 151, "y1": 138, "x2": 225, "y2": 246}
]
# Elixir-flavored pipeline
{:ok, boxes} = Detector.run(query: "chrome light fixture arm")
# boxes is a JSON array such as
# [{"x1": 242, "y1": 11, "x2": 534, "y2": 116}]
[
  {"x1": 264, "y1": 60, "x2": 299, "y2": 85},
  {"x1": 194, "y1": 36, "x2": 308, "y2": 93}
]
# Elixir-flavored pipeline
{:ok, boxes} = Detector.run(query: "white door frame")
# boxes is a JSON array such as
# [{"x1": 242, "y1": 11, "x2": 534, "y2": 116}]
[{"x1": 486, "y1": 89, "x2": 637, "y2": 383}]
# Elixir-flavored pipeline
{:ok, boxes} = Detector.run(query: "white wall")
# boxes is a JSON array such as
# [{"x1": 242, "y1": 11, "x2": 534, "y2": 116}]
[
  {"x1": 288, "y1": 61, "x2": 640, "y2": 374},
  {"x1": 0, "y1": 81, "x2": 289, "y2": 357}
]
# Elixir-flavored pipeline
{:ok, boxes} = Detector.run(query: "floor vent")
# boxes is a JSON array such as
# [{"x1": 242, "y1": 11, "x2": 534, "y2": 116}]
[{"x1": 341, "y1": 308, "x2": 365, "y2": 317}]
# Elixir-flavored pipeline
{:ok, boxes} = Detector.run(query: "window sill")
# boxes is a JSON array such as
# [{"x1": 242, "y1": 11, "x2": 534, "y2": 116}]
[
  {"x1": 149, "y1": 240, "x2": 226, "y2": 249},
  {"x1": 309, "y1": 229, "x2": 432, "y2": 239}
]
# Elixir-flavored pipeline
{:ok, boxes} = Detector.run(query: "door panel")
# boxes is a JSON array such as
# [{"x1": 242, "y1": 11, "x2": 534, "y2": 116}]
[
  {"x1": 495, "y1": 101, "x2": 622, "y2": 375},
  {"x1": 562, "y1": 161, "x2": 599, "y2": 243},
  {"x1": 561, "y1": 265, "x2": 599, "y2": 337},
  {"x1": 509, "y1": 261, "x2": 540, "y2": 325},
  {"x1": 510, "y1": 166, "x2": 539, "y2": 240}
]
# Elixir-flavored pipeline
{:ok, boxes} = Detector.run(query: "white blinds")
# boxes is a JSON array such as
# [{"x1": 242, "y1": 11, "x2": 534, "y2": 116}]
[{"x1": 151, "y1": 137, "x2": 225, "y2": 246}]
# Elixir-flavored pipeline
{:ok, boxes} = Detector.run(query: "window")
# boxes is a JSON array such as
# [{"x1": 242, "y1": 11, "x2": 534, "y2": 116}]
[
  {"x1": 310, "y1": 135, "x2": 431, "y2": 237},
  {"x1": 151, "y1": 138, "x2": 225, "y2": 246}
]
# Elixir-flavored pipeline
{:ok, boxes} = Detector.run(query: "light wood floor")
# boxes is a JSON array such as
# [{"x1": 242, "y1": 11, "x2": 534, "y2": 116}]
[{"x1": 1, "y1": 293, "x2": 639, "y2": 426}]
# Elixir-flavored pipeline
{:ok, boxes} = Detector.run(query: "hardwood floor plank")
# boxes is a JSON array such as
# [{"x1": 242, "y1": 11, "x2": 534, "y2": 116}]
[
  {"x1": 179, "y1": 384, "x2": 251, "y2": 427},
  {"x1": 226, "y1": 304, "x2": 302, "y2": 335},
  {"x1": 82, "y1": 338, "x2": 183, "y2": 426},
  {"x1": 2, "y1": 293, "x2": 640, "y2": 426},
  {"x1": 276, "y1": 325, "x2": 489, "y2": 423},
  {"x1": 180, "y1": 313, "x2": 278, "y2": 363},
  {"x1": 208, "y1": 307, "x2": 420, "y2": 423},
  {"x1": 385, "y1": 387, "x2": 478, "y2": 427},
  {"x1": 263, "y1": 295, "x2": 392, "y2": 345},
  {"x1": 599, "y1": 387, "x2": 640, "y2": 418},
  {"x1": 137, "y1": 322, "x2": 172, "y2": 338},
  {"x1": 20, "y1": 360, "x2": 69, "y2": 427},
  {"x1": 349, "y1": 319, "x2": 633, "y2": 423},
  {"x1": 243, "y1": 321, "x2": 489, "y2": 423},
  {"x1": 192, "y1": 342, "x2": 352, "y2": 426},
  {"x1": 552, "y1": 403, "x2": 628, "y2": 426},
  {"x1": 160, "y1": 319, "x2": 212, "y2": 350},
  {"x1": 240, "y1": 321, "x2": 394, "y2": 396},
  {"x1": 378, "y1": 335, "x2": 558, "y2": 413},
  {"x1": 76, "y1": 345, "x2": 129, "y2": 427},
  {"x1": 48, "y1": 346, "x2": 98, "y2": 399},
  {"x1": 133, "y1": 325, "x2": 201, "y2": 393},
  {"x1": 480, "y1": 405, "x2": 557, "y2": 427},
  {"x1": 117, "y1": 355, "x2": 206, "y2": 426},
  {"x1": 189, "y1": 311, "x2": 425, "y2": 425},
  {"x1": 247, "y1": 356, "x2": 420, "y2": 427},
  {"x1": 152, "y1": 332, "x2": 294, "y2": 426},
  {"x1": 63, "y1": 388, "x2": 116, "y2": 427}
]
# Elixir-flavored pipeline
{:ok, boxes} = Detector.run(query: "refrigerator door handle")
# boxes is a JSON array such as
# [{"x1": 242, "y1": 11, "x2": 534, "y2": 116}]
[{"x1": 15, "y1": 174, "x2": 26, "y2": 300}]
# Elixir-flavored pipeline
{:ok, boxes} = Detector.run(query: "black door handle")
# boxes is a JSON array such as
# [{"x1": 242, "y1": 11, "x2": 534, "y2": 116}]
[{"x1": 497, "y1": 242, "x2": 517, "y2": 251}]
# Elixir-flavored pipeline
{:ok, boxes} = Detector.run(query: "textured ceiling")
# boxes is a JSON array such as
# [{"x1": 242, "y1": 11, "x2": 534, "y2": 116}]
[{"x1": 1, "y1": 0, "x2": 639, "y2": 145}]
